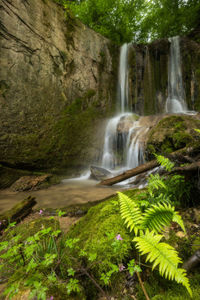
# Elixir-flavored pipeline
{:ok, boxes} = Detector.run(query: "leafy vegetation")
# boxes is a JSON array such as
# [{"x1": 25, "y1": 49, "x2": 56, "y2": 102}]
[
  {"x1": 118, "y1": 156, "x2": 192, "y2": 298},
  {"x1": 54, "y1": 0, "x2": 200, "y2": 44},
  {"x1": 0, "y1": 156, "x2": 196, "y2": 299}
]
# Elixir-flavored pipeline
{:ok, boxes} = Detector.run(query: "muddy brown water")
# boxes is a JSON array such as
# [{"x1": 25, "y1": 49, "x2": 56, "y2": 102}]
[{"x1": 0, "y1": 179, "x2": 122, "y2": 214}]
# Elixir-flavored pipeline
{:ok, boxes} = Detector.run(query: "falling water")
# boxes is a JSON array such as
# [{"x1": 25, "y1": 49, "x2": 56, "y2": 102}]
[
  {"x1": 118, "y1": 44, "x2": 129, "y2": 113},
  {"x1": 166, "y1": 36, "x2": 187, "y2": 113},
  {"x1": 101, "y1": 44, "x2": 148, "y2": 172},
  {"x1": 102, "y1": 115, "x2": 122, "y2": 169}
]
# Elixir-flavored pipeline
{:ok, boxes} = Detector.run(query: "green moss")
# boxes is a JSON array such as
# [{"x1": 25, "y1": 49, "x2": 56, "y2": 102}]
[
  {"x1": 0, "y1": 80, "x2": 9, "y2": 96},
  {"x1": 146, "y1": 115, "x2": 200, "y2": 159},
  {"x1": 65, "y1": 190, "x2": 138, "y2": 276},
  {"x1": 5, "y1": 217, "x2": 59, "y2": 242},
  {"x1": 0, "y1": 165, "x2": 31, "y2": 189}
]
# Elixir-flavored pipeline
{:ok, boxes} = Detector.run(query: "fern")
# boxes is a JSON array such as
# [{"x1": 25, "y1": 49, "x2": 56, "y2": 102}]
[
  {"x1": 155, "y1": 154, "x2": 175, "y2": 171},
  {"x1": 195, "y1": 129, "x2": 200, "y2": 134},
  {"x1": 172, "y1": 212, "x2": 186, "y2": 233},
  {"x1": 133, "y1": 231, "x2": 192, "y2": 296},
  {"x1": 141, "y1": 203, "x2": 176, "y2": 233},
  {"x1": 118, "y1": 192, "x2": 142, "y2": 235},
  {"x1": 147, "y1": 174, "x2": 167, "y2": 196}
]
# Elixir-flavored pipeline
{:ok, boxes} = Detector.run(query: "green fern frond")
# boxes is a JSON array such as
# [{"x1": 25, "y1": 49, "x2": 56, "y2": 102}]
[
  {"x1": 118, "y1": 192, "x2": 142, "y2": 236},
  {"x1": 172, "y1": 212, "x2": 186, "y2": 233},
  {"x1": 141, "y1": 203, "x2": 175, "y2": 232},
  {"x1": 195, "y1": 129, "x2": 200, "y2": 134},
  {"x1": 133, "y1": 231, "x2": 192, "y2": 296},
  {"x1": 148, "y1": 174, "x2": 167, "y2": 196},
  {"x1": 155, "y1": 155, "x2": 175, "y2": 171}
]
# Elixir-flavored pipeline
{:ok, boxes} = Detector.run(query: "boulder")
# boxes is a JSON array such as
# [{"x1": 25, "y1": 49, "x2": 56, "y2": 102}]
[
  {"x1": 11, "y1": 174, "x2": 52, "y2": 191},
  {"x1": 90, "y1": 165, "x2": 112, "y2": 181}
]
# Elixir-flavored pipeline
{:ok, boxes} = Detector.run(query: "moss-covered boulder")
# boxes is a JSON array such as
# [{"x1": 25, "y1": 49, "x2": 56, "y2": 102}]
[
  {"x1": 63, "y1": 190, "x2": 139, "y2": 299},
  {"x1": 146, "y1": 115, "x2": 200, "y2": 160},
  {"x1": 5, "y1": 216, "x2": 60, "y2": 242}
]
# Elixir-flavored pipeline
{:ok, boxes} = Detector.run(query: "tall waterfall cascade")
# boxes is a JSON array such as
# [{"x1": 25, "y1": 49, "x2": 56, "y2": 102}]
[
  {"x1": 101, "y1": 44, "x2": 148, "y2": 172},
  {"x1": 166, "y1": 36, "x2": 187, "y2": 113}
]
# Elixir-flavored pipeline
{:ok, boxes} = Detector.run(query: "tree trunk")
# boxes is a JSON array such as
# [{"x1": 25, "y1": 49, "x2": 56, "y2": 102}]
[
  {"x1": 98, "y1": 146, "x2": 200, "y2": 186},
  {"x1": 98, "y1": 160, "x2": 159, "y2": 186}
]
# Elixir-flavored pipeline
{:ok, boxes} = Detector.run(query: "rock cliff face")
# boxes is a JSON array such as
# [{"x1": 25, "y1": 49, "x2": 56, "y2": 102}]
[
  {"x1": 181, "y1": 36, "x2": 200, "y2": 111},
  {"x1": 0, "y1": 0, "x2": 117, "y2": 173},
  {"x1": 127, "y1": 35, "x2": 200, "y2": 115},
  {"x1": 128, "y1": 40, "x2": 169, "y2": 115}
]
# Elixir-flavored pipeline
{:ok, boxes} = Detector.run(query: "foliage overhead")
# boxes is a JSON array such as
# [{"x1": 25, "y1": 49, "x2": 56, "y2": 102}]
[{"x1": 57, "y1": 0, "x2": 200, "y2": 44}]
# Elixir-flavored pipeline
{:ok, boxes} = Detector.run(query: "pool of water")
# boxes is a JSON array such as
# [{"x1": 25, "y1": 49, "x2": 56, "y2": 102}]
[{"x1": 0, "y1": 178, "x2": 121, "y2": 214}]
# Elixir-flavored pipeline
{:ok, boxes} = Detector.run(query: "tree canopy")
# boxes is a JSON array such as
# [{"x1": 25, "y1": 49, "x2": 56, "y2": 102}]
[{"x1": 58, "y1": 0, "x2": 200, "y2": 44}]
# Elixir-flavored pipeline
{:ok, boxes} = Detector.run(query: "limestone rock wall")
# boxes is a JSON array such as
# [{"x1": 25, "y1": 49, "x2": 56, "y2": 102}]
[
  {"x1": 128, "y1": 40, "x2": 169, "y2": 115},
  {"x1": 127, "y1": 36, "x2": 200, "y2": 115},
  {"x1": 0, "y1": 0, "x2": 117, "y2": 172},
  {"x1": 181, "y1": 36, "x2": 200, "y2": 111}
]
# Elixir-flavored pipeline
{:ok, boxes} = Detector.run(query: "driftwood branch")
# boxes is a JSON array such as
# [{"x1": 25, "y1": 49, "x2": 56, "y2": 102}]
[{"x1": 0, "y1": 196, "x2": 37, "y2": 231}]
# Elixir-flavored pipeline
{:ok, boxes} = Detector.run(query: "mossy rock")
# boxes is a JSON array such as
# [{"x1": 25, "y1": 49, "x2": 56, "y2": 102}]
[
  {"x1": 146, "y1": 115, "x2": 200, "y2": 159},
  {"x1": 136, "y1": 268, "x2": 200, "y2": 300},
  {"x1": 63, "y1": 190, "x2": 140, "y2": 298},
  {"x1": 5, "y1": 217, "x2": 60, "y2": 242},
  {"x1": 0, "y1": 165, "x2": 31, "y2": 189}
]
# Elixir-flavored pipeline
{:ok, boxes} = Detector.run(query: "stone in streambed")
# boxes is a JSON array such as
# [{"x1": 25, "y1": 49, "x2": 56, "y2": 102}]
[
  {"x1": 11, "y1": 174, "x2": 52, "y2": 191},
  {"x1": 90, "y1": 165, "x2": 112, "y2": 181}
]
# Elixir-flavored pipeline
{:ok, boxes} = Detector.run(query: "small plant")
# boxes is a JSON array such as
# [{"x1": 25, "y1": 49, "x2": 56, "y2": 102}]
[
  {"x1": 0, "y1": 209, "x2": 132, "y2": 299},
  {"x1": 118, "y1": 156, "x2": 192, "y2": 298}
]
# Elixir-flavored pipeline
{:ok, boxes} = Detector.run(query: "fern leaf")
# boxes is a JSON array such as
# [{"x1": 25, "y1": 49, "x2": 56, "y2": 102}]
[
  {"x1": 155, "y1": 155, "x2": 175, "y2": 171},
  {"x1": 148, "y1": 174, "x2": 167, "y2": 196},
  {"x1": 142, "y1": 203, "x2": 175, "y2": 233},
  {"x1": 118, "y1": 192, "x2": 143, "y2": 236},
  {"x1": 134, "y1": 231, "x2": 192, "y2": 296},
  {"x1": 172, "y1": 212, "x2": 186, "y2": 233}
]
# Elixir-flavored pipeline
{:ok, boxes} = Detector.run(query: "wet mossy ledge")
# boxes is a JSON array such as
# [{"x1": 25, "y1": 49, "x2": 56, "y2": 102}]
[
  {"x1": 0, "y1": 89, "x2": 115, "y2": 175},
  {"x1": 146, "y1": 115, "x2": 200, "y2": 160}
]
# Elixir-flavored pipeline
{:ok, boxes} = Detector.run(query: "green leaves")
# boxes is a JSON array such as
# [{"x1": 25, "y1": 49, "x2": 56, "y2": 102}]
[
  {"x1": 118, "y1": 192, "x2": 142, "y2": 235},
  {"x1": 66, "y1": 278, "x2": 80, "y2": 295},
  {"x1": 142, "y1": 203, "x2": 176, "y2": 233},
  {"x1": 127, "y1": 259, "x2": 141, "y2": 276},
  {"x1": 65, "y1": 0, "x2": 144, "y2": 44},
  {"x1": 118, "y1": 192, "x2": 185, "y2": 234},
  {"x1": 118, "y1": 161, "x2": 191, "y2": 296},
  {"x1": 134, "y1": 231, "x2": 192, "y2": 296},
  {"x1": 155, "y1": 154, "x2": 175, "y2": 171}
]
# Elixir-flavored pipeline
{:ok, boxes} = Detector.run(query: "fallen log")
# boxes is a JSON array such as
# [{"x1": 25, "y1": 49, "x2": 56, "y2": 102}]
[
  {"x1": 98, "y1": 146, "x2": 200, "y2": 186},
  {"x1": 0, "y1": 196, "x2": 37, "y2": 231},
  {"x1": 98, "y1": 160, "x2": 159, "y2": 186},
  {"x1": 169, "y1": 161, "x2": 200, "y2": 175}
]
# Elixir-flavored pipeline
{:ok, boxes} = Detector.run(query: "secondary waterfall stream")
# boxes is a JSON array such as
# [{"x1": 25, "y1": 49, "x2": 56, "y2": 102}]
[{"x1": 166, "y1": 36, "x2": 187, "y2": 113}]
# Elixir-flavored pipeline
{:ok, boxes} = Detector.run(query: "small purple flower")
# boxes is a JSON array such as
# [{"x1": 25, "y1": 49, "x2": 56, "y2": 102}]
[
  {"x1": 39, "y1": 209, "x2": 43, "y2": 215},
  {"x1": 47, "y1": 297, "x2": 53, "y2": 300},
  {"x1": 119, "y1": 264, "x2": 125, "y2": 272},
  {"x1": 116, "y1": 234, "x2": 123, "y2": 241}
]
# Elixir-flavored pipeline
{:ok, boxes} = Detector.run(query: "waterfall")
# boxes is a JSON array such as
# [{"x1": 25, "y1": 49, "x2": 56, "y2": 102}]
[
  {"x1": 101, "y1": 44, "x2": 147, "y2": 172},
  {"x1": 118, "y1": 44, "x2": 129, "y2": 113},
  {"x1": 166, "y1": 36, "x2": 187, "y2": 113}
]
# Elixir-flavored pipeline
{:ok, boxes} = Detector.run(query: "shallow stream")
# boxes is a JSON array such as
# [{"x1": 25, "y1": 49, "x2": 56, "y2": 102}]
[{"x1": 0, "y1": 178, "x2": 121, "y2": 214}]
